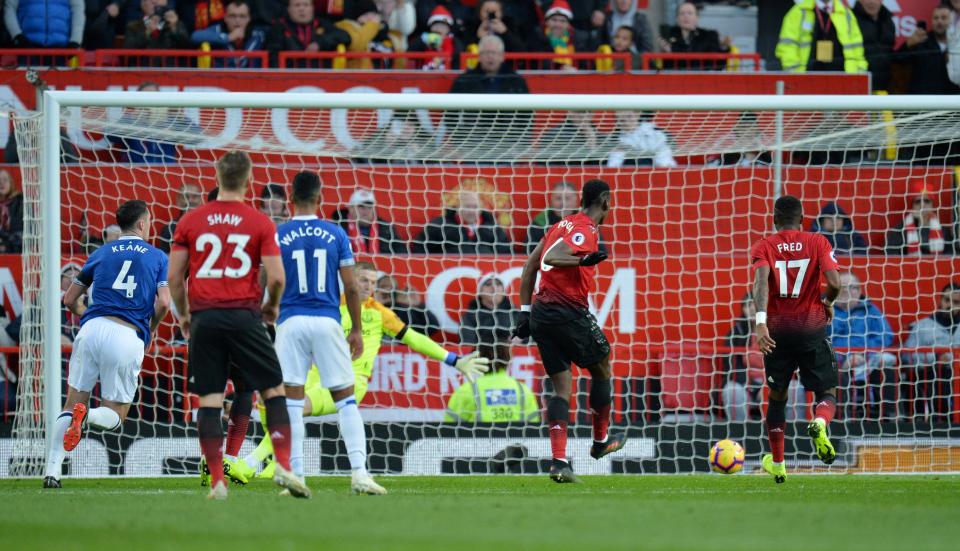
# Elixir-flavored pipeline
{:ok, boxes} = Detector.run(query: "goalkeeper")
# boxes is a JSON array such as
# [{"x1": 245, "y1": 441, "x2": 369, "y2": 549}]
[{"x1": 233, "y1": 261, "x2": 490, "y2": 478}]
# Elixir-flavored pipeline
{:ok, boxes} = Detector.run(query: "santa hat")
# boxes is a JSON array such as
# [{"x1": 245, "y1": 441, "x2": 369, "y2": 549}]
[
  {"x1": 427, "y1": 5, "x2": 455, "y2": 28},
  {"x1": 910, "y1": 180, "x2": 934, "y2": 204},
  {"x1": 544, "y1": 0, "x2": 574, "y2": 21}
]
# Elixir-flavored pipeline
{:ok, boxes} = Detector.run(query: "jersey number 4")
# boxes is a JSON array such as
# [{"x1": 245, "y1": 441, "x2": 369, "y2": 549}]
[
  {"x1": 774, "y1": 259, "x2": 810, "y2": 298},
  {"x1": 196, "y1": 233, "x2": 252, "y2": 279},
  {"x1": 112, "y1": 260, "x2": 137, "y2": 298}
]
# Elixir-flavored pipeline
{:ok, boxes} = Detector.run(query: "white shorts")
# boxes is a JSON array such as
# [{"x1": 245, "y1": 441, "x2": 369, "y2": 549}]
[
  {"x1": 276, "y1": 315, "x2": 353, "y2": 390},
  {"x1": 67, "y1": 317, "x2": 146, "y2": 403}
]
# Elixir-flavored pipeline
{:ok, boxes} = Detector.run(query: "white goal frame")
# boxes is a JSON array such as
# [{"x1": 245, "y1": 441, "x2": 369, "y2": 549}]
[{"x1": 36, "y1": 90, "x2": 960, "y2": 463}]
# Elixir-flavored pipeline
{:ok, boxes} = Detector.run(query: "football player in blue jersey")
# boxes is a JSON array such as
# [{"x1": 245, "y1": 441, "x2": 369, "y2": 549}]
[
  {"x1": 273, "y1": 171, "x2": 384, "y2": 494},
  {"x1": 43, "y1": 200, "x2": 171, "y2": 489}
]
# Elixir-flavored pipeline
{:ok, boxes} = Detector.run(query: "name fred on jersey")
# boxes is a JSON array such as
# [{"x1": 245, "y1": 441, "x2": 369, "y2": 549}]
[{"x1": 776, "y1": 242, "x2": 803, "y2": 253}]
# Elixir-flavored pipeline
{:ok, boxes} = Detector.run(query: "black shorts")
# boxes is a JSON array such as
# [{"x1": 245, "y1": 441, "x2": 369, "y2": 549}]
[
  {"x1": 764, "y1": 337, "x2": 838, "y2": 395},
  {"x1": 188, "y1": 309, "x2": 282, "y2": 395},
  {"x1": 530, "y1": 309, "x2": 610, "y2": 375}
]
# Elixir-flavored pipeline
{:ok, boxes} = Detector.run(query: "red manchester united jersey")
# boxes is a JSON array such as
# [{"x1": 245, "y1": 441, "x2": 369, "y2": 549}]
[
  {"x1": 535, "y1": 212, "x2": 600, "y2": 310},
  {"x1": 172, "y1": 200, "x2": 280, "y2": 313},
  {"x1": 750, "y1": 229, "x2": 839, "y2": 338}
]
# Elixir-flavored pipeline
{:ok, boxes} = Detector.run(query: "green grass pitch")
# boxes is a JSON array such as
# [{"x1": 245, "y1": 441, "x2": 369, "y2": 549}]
[{"x1": 2, "y1": 475, "x2": 959, "y2": 551}]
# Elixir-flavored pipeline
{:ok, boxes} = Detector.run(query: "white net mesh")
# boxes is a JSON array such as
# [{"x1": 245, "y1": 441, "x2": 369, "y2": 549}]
[{"x1": 11, "y1": 95, "x2": 960, "y2": 477}]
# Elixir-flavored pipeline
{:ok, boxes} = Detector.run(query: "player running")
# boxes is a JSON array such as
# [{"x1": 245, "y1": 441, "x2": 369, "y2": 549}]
[
  {"x1": 169, "y1": 151, "x2": 308, "y2": 500},
  {"x1": 235, "y1": 260, "x2": 490, "y2": 481},
  {"x1": 751, "y1": 195, "x2": 842, "y2": 484},
  {"x1": 43, "y1": 200, "x2": 170, "y2": 489},
  {"x1": 513, "y1": 179, "x2": 627, "y2": 484}
]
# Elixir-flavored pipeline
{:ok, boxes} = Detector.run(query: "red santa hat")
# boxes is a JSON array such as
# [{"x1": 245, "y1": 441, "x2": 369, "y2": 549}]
[
  {"x1": 910, "y1": 180, "x2": 934, "y2": 204},
  {"x1": 544, "y1": 0, "x2": 574, "y2": 21},
  {"x1": 427, "y1": 5, "x2": 455, "y2": 28}
]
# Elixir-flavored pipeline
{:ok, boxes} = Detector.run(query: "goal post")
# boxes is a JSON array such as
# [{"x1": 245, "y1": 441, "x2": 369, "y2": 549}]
[{"x1": 11, "y1": 90, "x2": 960, "y2": 477}]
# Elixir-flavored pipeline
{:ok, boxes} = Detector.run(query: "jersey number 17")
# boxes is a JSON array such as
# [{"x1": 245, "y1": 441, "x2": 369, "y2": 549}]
[{"x1": 774, "y1": 259, "x2": 810, "y2": 298}]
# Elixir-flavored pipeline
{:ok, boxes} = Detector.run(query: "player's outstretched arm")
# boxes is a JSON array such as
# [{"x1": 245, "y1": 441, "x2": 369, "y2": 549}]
[
  {"x1": 260, "y1": 254, "x2": 284, "y2": 324},
  {"x1": 62, "y1": 282, "x2": 88, "y2": 318},
  {"x1": 340, "y1": 265, "x2": 364, "y2": 360},
  {"x1": 397, "y1": 328, "x2": 490, "y2": 379},
  {"x1": 543, "y1": 240, "x2": 586, "y2": 267},
  {"x1": 151, "y1": 286, "x2": 171, "y2": 334},
  {"x1": 752, "y1": 265, "x2": 776, "y2": 354},
  {"x1": 168, "y1": 249, "x2": 190, "y2": 338}
]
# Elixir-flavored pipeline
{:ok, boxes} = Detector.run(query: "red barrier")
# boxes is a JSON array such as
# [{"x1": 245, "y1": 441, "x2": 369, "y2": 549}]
[
  {"x1": 459, "y1": 52, "x2": 632, "y2": 71},
  {"x1": 93, "y1": 49, "x2": 268, "y2": 68},
  {"x1": 0, "y1": 48, "x2": 86, "y2": 67},
  {"x1": 641, "y1": 52, "x2": 763, "y2": 71},
  {"x1": 279, "y1": 51, "x2": 452, "y2": 70}
]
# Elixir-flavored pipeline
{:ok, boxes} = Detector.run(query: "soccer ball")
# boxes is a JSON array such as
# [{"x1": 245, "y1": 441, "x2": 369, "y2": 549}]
[{"x1": 709, "y1": 439, "x2": 745, "y2": 474}]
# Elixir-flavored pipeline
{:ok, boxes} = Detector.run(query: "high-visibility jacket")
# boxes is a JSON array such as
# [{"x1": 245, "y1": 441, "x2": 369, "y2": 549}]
[
  {"x1": 445, "y1": 370, "x2": 540, "y2": 423},
  {"x1": 776, "y1": 0, "x2": 867, "y2": 74}
]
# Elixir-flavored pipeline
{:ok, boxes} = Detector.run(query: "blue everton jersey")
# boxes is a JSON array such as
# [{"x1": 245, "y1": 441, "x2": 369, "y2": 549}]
[
  {"x1": 277, "y1": 215, "x2": 355, "y2": 324},
  {"x1": 76, "y1": 236, "x2": 169, "y2": 345}
]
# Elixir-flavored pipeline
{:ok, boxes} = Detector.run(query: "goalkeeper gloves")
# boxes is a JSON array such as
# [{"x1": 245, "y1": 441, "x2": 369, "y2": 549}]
[
  {"x1": 445, "y1": 351, "x2": 490, "y2": 381},
  {"x1": 579, "y1": 251, "x2": 608, "y2": 266},
  {"x1": 512, "y1": 311, "x2": 531, "y2": 340}
]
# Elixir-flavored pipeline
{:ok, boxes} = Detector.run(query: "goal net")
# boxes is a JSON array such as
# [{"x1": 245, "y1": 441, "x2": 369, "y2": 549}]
[{"x1": 8, "y1": 92, "x2": 960, "y2": 478}]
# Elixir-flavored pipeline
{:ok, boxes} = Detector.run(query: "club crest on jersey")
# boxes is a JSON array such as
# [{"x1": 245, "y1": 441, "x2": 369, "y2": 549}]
[{"x1": 571, "y1": 232, "x2": 585, "y2": 246}]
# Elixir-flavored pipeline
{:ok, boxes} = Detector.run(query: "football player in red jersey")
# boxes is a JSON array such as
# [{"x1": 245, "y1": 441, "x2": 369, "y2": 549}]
[
  {"x1": 751, "y1": 195, "x2": 842, "y2": 483},
  {"x1": 513, "y1": 179, "x2": 627, "y2": 483},
  {"x1": 168, "y1": 151, "x2": 309, "y2": 500}
]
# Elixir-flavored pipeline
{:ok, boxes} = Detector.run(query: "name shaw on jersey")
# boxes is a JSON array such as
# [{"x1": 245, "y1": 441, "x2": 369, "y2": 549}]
[
  {"x1": 278, "y1": 225, "x2": 337, "y2": 247},
  {"x1": 206, "y1": 213, "x2": 243, "y2": 227}
]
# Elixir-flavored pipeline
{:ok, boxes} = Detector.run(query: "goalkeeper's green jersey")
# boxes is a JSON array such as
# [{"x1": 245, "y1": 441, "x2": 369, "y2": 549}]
[{"x1": 340, "y1": 296, "x2": 450, "y2": 379}]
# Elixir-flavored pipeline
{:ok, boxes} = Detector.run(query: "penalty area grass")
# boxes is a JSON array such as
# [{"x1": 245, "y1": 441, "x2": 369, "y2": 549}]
[{"x1": 1, "y1": 475, "x2": 958, "y2": 551}]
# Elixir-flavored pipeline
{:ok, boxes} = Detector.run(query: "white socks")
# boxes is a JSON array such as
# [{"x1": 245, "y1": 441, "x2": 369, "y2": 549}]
[
  {"x1": 43, "y1": 411, "x2": 73, "y2": 479},
  {"x1": 87, "y1": 407, "x2": 121, "y2": 431},
  {"x1": 286, "y1": 398, "x2": 305, "y2": 477},
  {"x1": 336, "y1": 396, "x2": 367, "y2": 475}
]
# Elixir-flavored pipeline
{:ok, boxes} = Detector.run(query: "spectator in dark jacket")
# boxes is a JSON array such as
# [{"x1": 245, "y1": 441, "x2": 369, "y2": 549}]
[
  {"x1": 605, "y1": 0, "x2": 653, "y2": 54},
  {"x1": 265, "y1": 0, "x2": 350, "y2": 66},
  {"x1": 468, "y1": 0, "x2": 525, "y2": 52},
  {"x1": 811, "y1": 202, "x2": 869, "y2": 255},
  {"x1": 459, "y1": 274, "x2": 517, "y2": 345},
  {"x1": 527, "y1": 181, "x2": 580, "y2": 251},
  {"x1": 527, "y1": 0, "x2": 598, "y2": 69},
  {"x1": 158, "y1": 182, "x2": 203, "y2": 252},
  {"x1": 449, "y1": 35, "x2": 528, "y2": 94},
  {"x1": 900, "y1": 6, "x2": 960, "y2": 95},
  {"x1": 123, "y1": 0, "x2": 190, "y2": 50},
  {"x1": 84, "y1": 0, "x2": 124, "y2": 50},
  {"x1": 330, "y1": 188, "x2": 408, "y2": 254},
  {"x1": 190, "y1": 0, "x2": 266, "y2": 68},
  {"x1": 853, "y1": 0, "x2": 895, "y2": 92},
  {"x1": 5, "y1": 0, "x2": 85, "y2": 47},
  {"x1": 657, "y1": 1, "x2": 729, "y2": 70},
  {"x1": 0, "y1": 169, "x2": 23, "y2": 254},
  {"x1": 447, "y1": 35, "x2": 531, "y2": 157},
  {"x1": 413, "y1": 189, "x2": 512, "y2": 254}
]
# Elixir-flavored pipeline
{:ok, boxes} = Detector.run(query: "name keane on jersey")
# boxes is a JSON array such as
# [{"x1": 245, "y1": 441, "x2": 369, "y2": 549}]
[
  {"x1": 278, "y1": 225, "x2": 337, "y2": 247},
  {"x1": 206, "y1": 213, "x2": 243, "y2": 227},
  {"x1": 110, "y1": 242, "x2": 150, "y2": 254}
]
